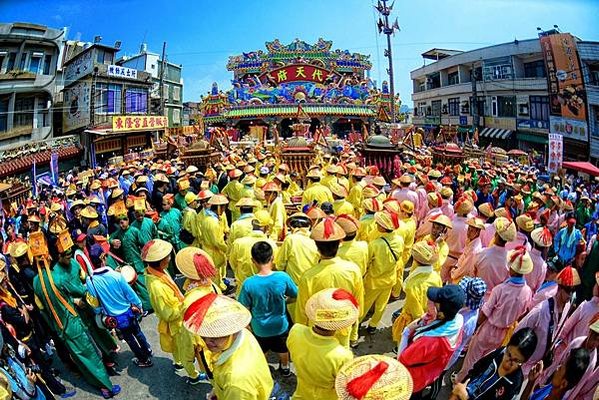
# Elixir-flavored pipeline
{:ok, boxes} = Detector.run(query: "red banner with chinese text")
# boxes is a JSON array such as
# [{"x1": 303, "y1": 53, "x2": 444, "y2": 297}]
[
  {"x1": 259, "y1": 64, "x2": 340, "y2": 85},
  {"x1": 112, "y1": 116, "x2": 167, "y2": 132}
]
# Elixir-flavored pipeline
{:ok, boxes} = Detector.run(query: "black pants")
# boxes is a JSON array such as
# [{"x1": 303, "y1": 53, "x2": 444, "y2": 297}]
[{"x1": 118, "y1": 316, "x2": 152, "y2": 363}]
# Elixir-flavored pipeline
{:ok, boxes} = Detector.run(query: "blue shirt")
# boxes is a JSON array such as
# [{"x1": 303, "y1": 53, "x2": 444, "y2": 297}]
[
  {"x1": 553, "y1": 227, "x2": 583, "y2": 264},
  {"x1": 530, "y1": 384, "x2": 552, "y2": 400},
  {"x1": 86, "y1": 267, "x2": 142, "y2": 316},
  {"x1": 238, "y1": 271, "x2": 298, "y2": 338}
]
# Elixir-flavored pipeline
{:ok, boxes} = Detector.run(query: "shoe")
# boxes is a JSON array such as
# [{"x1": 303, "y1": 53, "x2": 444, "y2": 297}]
[
  {"x1": 173, "y1": 363, "x2": 184, "y2": 371},
  {"x1": 60, "y1": 387, "x2": 77, "y2": 398},
  {"x1": 278, "y1": 364, "x2": 291, "y2": 377},
  {"x1": 100, "y1": 385, "x2": 121, "y2": 399},
  {"x1": 391, "y1": 346, "x2": 398, "y2": 355},
  {"x1": 133, "y1": 357, "x2": 154, "y2": 368},
  {"x1": 350, "y1": 340, "x2": 360, "y2": 349},
  {"x1": 186, "y1": 373, "x2": 209, "y2": 385},
  {"x1": 366, "y1": 326, "x2": 377, "y2": 334}
]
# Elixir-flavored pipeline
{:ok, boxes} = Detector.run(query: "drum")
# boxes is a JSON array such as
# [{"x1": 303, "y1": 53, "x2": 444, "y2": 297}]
[{"x1": 120, "y1": 265, "x2": 138, "y2": 285}]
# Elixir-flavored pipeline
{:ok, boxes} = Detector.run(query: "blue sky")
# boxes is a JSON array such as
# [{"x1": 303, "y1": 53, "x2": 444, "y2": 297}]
[{"x1": 2, "y1": 0, "x2": 598, "y2": 104}]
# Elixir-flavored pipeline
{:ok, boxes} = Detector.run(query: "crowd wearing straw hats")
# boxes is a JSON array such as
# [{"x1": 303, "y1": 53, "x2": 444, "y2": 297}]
[{"x1": 0, "y1": 143, "x2": 598, "y2": 400}]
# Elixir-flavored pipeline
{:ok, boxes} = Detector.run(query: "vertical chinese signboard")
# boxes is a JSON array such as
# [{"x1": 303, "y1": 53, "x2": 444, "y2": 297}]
[
  {"x1": 548, "y1": 133, "x2": 563, "y2": 173},
  {"x1": 540, "y1": 33, "x2": 588, "y2": 141}
]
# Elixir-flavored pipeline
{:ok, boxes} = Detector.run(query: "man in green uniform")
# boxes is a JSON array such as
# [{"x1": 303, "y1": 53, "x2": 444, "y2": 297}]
[
  {"x1": 131, "y1": 207, "x2": 158, "y2": 244},
  {"x1": 33, "y1": 246, "x2": 121, "y2": 398}
]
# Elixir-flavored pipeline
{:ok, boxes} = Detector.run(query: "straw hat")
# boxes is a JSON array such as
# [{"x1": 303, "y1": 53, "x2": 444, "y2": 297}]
[
  {"x1": 440, "y1": 187, "x2": 453, "y2": 199},
  {"x1": 208, "y1": 194, "x2": 229, "y2": 206},
  {"x1": 335, "y1": 214, "x2": 360, "y2": 234},
  {"x1": 352, "y1": 167, "x2": 366, "y2": 177},
  {"x1": 241, "y1": 174, "x2": 257, "y2": 185},
  {"x1": 185, "y1": 192, "x2": 198, "y2": 205},
  {"x1": 427, "y1": 169, "x2": 442, "y2": 179},
  {"x1": 412, "y1": 240, "x2": 439, "y2": 265},
  {"x1": 362, "y1": 198, "x2": 382, "y2": 213},
  {"x1": 141, "y1": 239, "x2": 173, "y2": 262},
  {"x1": 556, "y1": 266, "x2": 581, "y2": 287},
  {"x1": 263, "y1": 182, "x2": 281, "y2": 192},
  {"x1": 427, "y1": 192, "x2": 443, "y2": 208},
  {"x1": 494, "y1": 207, "x2": 509, "y2": 218},
  {"x1": 111, "y1": 188, "x2": 124, "y2": 199},
  {"x1": 454, "y1": 197, "x2": 473, "y2": 215},
  {"x1": 287, "y1": 212, "x2": 311, "y2": 227},
  {"x1": 326, "y1": 165, "x2": 338, "y2": 174},
  {"x1": 362, "y1": 185, "x2": 380, "y2": 199},
  {"x1": 154, "y1": 173, "x2": 170, "y2": 184},
  {"x1": 383, "y1": 198, "x2": 400, "y2": 215},
  {"x1": 430, "y1": 214, "x2": 452, "y2": 229},
  {"x1": 466, "y1": 217, "x2": 485, "y2": 230},
  {"x1": 372, "y1": 176, "x2": 386, "y2": 187},
  {"x1": 311, "y1": 217, "x2": 346, "y2": 242},
  {"x1": 197, "y1": 189, "x2": 214, "y2": 201},
  {"x1": 507, "y1": 247, "x2": 533, "y2": 274},
  {"x1": 183, "y1": 293, "x2": 251, "y2": 338},
  {"x1": 185, "y1": 165, "x2": 199, "y2": 174},
  {"x1": 305, "y1": 288, "x2": 359, "y2": 331},
  {"x1": 253, "y1": 210, "x2": 273, "y2": 227},
  {"x1": 175, "y1": 247, "x2": 216, "y2": 281},
  {"x1": 400, "y1": 200, "x2": 414, "y2": 215},
  {"x1": 374, "y1": 211, "x2": 396, "y2": 232},
  {"x1": 494, "y1": 217, "x2": 517, "y2": 242},
  {"x1": 307, "y1": 169, "x2": 322, "y2": 179},
  {"x1": 330, "y1": 182, "x2": 348, "y2": 198},
  {"x1": 335, "y1": 355, "x2": 413, "y2": 400},
  {"x1": 229, "y1": 169, "x2": 243, "y2": 179},
  {"x1": 531, "y1": 227, "x2": 553, "y2": 248},
  {"x1": 478, "y1": 202, "x2": 494, "y2": 218},
  {"x1": 399, "y1": 174, "x2": 413, "y2": 185},
  {"x1": 515, "y1": 214, "x2": 534, "y2": 232},
  {"x1": 306, "y1": 206, "x2": 327, "y2": 221},
  {"x1": 69, "y1": 199, "x2": 85, "y2": 211},
  {"x1": 236, "y1": 197, "x2": 258, "y2": 208},
  {"x1": 9, "y1": 242, "x2": 29, "y2": 258},
  {"x1": 80, "y1": 206, "x2": 98, "y2": 219},
  {"x1": 177, "y1": 178, "x2": 190, "y2": 191}
]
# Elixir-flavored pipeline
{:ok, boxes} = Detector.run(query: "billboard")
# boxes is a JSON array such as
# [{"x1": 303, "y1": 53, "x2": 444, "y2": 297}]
[
  {"x1": 63, "y1": 80, "x2": 91, "y2": 132},
  {"x1": 540, "y1": 33, "x2": 588, "y2": 141},
  {"x1": 112, "y1": 115, "x2": 167, "y2": 132}
]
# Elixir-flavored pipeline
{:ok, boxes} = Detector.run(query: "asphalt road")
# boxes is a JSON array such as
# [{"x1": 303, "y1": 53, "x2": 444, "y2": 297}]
[{"x1": 55, "y1": 293, "x2": 457, "y2": 399}]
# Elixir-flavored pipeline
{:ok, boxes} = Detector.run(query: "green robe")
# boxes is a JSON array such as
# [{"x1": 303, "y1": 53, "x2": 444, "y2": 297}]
[
  {"x1": 576, "y1": 205, "x2": 592, "y2": 229},
  {"x1": 174, "y1": 192, "x2": 187, "y2": 211},
  {"x1": 110, "y1": 226, "x2": 153, "y2": 311},
  {"x1": 158, "y1": 208, "x2": 184, "y2": 252},
  {"x1": 33, "y1": 260, "x2": 113, "y2": 390},
  {"x1": 131, "y1": 217, "x2": 158, "y2": 244}
]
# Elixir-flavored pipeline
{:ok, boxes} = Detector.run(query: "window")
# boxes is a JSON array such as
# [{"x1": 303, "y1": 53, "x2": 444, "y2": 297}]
[
  {"x1": 448, "y1": 98, "x2": 460, "y2": 116},
  {"x1": 173, "y1": 109, "x2": 180, "y2": 124},
  {"x1": 19, "y1": 54, "x2": 26, "y2": 71},
  {"x1": 431, "y1": 100, "x2": 442, "y2": 116},
  {"x1": 6, "y1": 53, "x2": 16, "y2": 71},
  {"x1": 470, "y1": 96, "x2": 486, "y2": 117},
  {"x1": 448, "y1": 71, "x2": 459, "y2": 85},
  {"x1": 483, "y1": 56, "x2": 513, "y2": 81},
  {"x1": 28, "y1": 53, "x2": 42, "y2": 74},
  {"x1": 97, "y1": 83, "x2": 122, "y2": 114},
  {"x1": 418, "y1": 82, "x2": 425, "y2": 92},
  {"x1": 162, "y1": 84, "x2": 169, "y2": 100},
  {"x1": 427, "y1": 73, "x2": 440, "y2": 89},
  {"x1": 530, "y1": 96, "x2": 549, "y2": 122},
  {"x1": 524, "y1": 60, "x2": 546, "y2": 78},
  {"x1": 151, "y1": 64, "x2": 155, "y2": 69},
  {"x1": 14, "y1": 96, "x2": 34, "y2": 127},
  {"x1": 0, "y1": 54, "x2": 5, "y2": 73},
  {"x1": 498, "y1": 96, "x2": 516, "y2": 117},
  {"x1": 42, "y1": 54, "x2": 52, "y2": 75},
  {"x1": 173, "y1": 86, "x2": 180, "y2": 101},
  {"x1": 590, "y1": 66, "x2": 599, "y2": 86},
  {"x1": 126, "y1": 87, "x2": 148, "y2": 113},
  {"x1": 0, "y1": 97, "x2": 8, "y2": 132},
  {"x1": 96, "y1": 50, "x2": 105, "y2": 64}
]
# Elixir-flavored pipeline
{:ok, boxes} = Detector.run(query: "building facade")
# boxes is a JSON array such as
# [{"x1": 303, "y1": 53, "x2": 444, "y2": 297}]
[
  {"x1": 118, "y1": 45, "x2": 184, "y2": 128},
  {"x1": 579, "y1": 41, "x2": 599, "y2": 161},
  {"x1": 0, "y1": 22, "x2": 65, "y2": 149},
  {"x1": 411, "y1": 35, "x2": 592, "y2": 161}
]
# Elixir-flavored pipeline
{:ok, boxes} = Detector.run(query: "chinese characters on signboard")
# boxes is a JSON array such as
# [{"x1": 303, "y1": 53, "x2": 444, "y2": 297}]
[
  {"x1": 112, "y1": 116, "x2": 167, "y2": 132},
  {"x1": 259, "y1": 64, "x2": 340, "y2": 85},
  {"x1": 540, "y1": 33, "x2": 588, "y2": 141},
  {"x1": 547, "y1": 133, "x2": 563, "y2": 173},
  {"x1": 107, "y1": 65, "x2": 138, "y2": 79}
]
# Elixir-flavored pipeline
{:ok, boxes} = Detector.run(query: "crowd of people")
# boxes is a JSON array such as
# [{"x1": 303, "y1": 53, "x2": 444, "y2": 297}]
[{"x1": 0, "y1": 141, "x2": 597, "y2": 400}]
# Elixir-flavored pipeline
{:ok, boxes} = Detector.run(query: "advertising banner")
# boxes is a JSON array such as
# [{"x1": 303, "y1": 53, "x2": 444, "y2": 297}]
[
  {"x1": 547, "y1": 133, "x2": 563, "y2": 173},
  {"x1": 540, "y1": 33, "x2": 588, "y2": 141},
  {"x1": 107, "y1": 65, "x2": 138, "y2": 80},
  {"x1": 112, "y1": 115, "x2": 167, "y2": 132},
  {"x1": 259, "y1": 63, "x2": 340, "y2": 85}
]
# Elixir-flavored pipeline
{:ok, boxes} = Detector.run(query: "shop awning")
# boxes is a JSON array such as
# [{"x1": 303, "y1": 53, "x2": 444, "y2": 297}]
[
  {"x1": 562, "y1": 161, "x2": 599, "y2": 177},
  {"x1": 517, "y1": 133, "x2": 548, "y2": 145},
  {"x1": 457, "y1": 126, "x2": 473, "y2": 134},
  {"x1": 480, "y1": 127, "x2": 512, "y2": 139}
]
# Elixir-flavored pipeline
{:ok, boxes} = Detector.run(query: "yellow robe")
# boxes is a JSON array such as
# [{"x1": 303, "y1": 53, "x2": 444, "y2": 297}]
[
  {"x1": 287, "y1": 324, "x2": 353, "y2": 400},
  {"x1": 268, "y1": 195, "x2": 287, "y2": 241},
  {"x1": 212, "y1": 329, "x2": 274, "y2": 400},
  {"x1": 274, "y1": 228, "x2": 319, "y2": 286},
  {"x1": 229, "y1": 231, "x2": 278, "y2": 294},
  {"x1": 416, "y1": 235, "x2": 449, "y2": 274},
  {"x1": 337, "y1": 239, "x2": 369, "y2": 276},
  {"x1": 321, "y1": 174, "x2": 337, "y2": 191},
  {"x1": 198, "y1": 211, "x2": 228, "y2": 284},
  {"x1": 347, "y1": 183, "x2": 364, "y2": 218},
  {"x1": 182, "y1": 207, "x2": 199, "y2": 246},
  {"x1": 221, "y1": 180, "x2": 244, "y2": 222},
  {"x1": 228, "y1": 214, "x2": 254, "y2": 248},
  {"x1": 332, "y1": 199, "x2": 354, "y2": 216},
  {"x1": 302, "y1": 182, "x2": 334, "y2": 206},
  {"x1": 356, "y1": 214, "x2": 378, "y2": 242}
]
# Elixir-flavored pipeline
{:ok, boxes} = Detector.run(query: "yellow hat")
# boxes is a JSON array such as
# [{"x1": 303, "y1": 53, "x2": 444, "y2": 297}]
[
  {"x1": 90, "y1": 180, "x2": 101, "y2": 190},
  {"x1": 466, "y1": 217, "x2": 485, "y2": 230},
  {"x1": 362, "y1": 185, "x2": 380, "y2": 199},
  {"x1": 9, "y1": 242, "x2": 29, "y2": 258},
  {"x1": 515, "y1": 214, "x2": 534, "y2": 233},
  {"x1": 50, "y1": 202, "x2": 63, "y2": 213},
  {"x1": 183, "y1": 294, "x2": 251, "y2": 337},
  {"x1": 399, "y1": 174, "x2": 413, "y2": 184},
  {"x1": 494, "y1": 207, "x2": 509, "y2": 218},
  {"x1": 455, "y1": 198, "x2": 473, "y2": 215},
  {"x1": 307, "y1": 169, "x2": 322, "y2": 179},
  {"x1": 335, "y1": 214, "x2": 360, "y2": 234},
  {"x1": 400, "y1": 200, "x2": 414, "y2": 215},
  {"x1": 335, "y1": 355, "x2": 413, "y2": 400},
  {"x1": 330, "y1": 182, "x2": 348, "y2": 198},
  {"x1": 531, "y1": 227, "x2": 553, "y2": 248},
  {"x1": 197, "y1": 189, "x2": 214, "y2": 201},
  {"x1": 440, "y1": 187, "x2": 453, "y2": 199},
  {"x1": 494, "y1": 217, "x2": 517, "y2": 242},
  {"x1": 305, "y1": 288, "x2": 359, "y2": 331},
  {"x1": 154, "y1": 173, "x2": 170, "y2": 184},
  {"x1": 69, "y1": 199, "x2": 85, "y2": 211},
  {"x1": 383, "y1": 199, "x2": 401, "y2": 215},
  {"x1": 478, "y1": 202, "x2": 494, "y2": 218},
  {"x1": 374, "y1": 211, "x2": 396, "y2": 231},
  {"x1": 507, "y1": 247, "x2": 533, "y2": 274},
  {"x1": 311, "y1": 217, "x2": 346, "y2": 242},
  {"x1": 236, "y1": 197, "x2": 258, "y2": 208},
  {"x1": 427, "y1": 169, "x2": 442, "y2": 178},
  {"x1": 253, "y1": 210, "x2": 273, "y2": 227},
  {"x1": 111, "y1": 188, "x2": 124, "y2": 199},
  {"x1": 412, "y1": 240, "x2": 439, "y2": 265},
  {"x1": 175, "y1": 247, "x2": 216, "y2": 281},
  {"x1": 427, "y1": 192, "x2": 442, "y2": 208},
  {"x1": 430, "y1": 214, "x2": 452, "y2": 229},
  {"x1": 208, "y1": 194, "x2": 229, "y2": 206},
  {"x1": 81, "y1": 206, "x2": 98, "y2": 219},
  {"x1": 178, "y1": 178, "x2": 190, "y2": 191},
  {"x1": 184, "y1": 192, "x2": 198, "y2": 205},
  {"x1": 372, "y1": 176, "x2": 386, "y2": 187},
  {"x1": 362, "y1": 198, "x2": 382, "y2": 213},
  {"x1": 136, "y1": 175, "x2": 148, "y2": 184},
  {"x1": 141, "y1": 239, "x2": 173, "y2": 262},
  {"x1": 241, "y1": 174, "x2": 257, "y2": 185}
]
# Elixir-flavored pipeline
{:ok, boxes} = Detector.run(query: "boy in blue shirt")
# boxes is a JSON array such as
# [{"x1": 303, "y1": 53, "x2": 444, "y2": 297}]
[{"x1": 238, "y1": 241, "x2": 298, "y2": 377}]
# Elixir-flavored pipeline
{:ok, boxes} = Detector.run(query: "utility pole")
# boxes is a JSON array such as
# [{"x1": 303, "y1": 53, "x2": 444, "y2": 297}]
[
  {"x1": 375, "y1": 0, "x2": 400, "y2": 123},
  {"x1": 159, "y1": 41, "x2": 167, "y2": 117}
]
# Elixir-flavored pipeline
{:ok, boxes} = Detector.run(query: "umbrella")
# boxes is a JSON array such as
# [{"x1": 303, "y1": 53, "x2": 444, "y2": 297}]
[
  {"x1": 562, "y1": 161, "x2": 599, "y2": 177},
  {"x1": 508, "y1": 149, "x2": 527, "y2": 156}
]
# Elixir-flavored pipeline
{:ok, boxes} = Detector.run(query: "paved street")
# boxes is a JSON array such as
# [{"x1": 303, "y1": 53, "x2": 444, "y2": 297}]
[{"x1": 58, "y1": 294, "x2": 456, "y2": 399}]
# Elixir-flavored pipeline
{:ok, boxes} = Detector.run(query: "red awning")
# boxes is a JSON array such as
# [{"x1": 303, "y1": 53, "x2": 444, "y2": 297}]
[{"x1": 562, "y1": 161, "x2": 599, "y2": 177}]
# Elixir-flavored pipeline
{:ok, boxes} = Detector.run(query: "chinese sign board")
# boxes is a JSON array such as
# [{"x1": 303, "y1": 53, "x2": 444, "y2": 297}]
[
  {"x1": 107, "y1": 65, "x2": 138, "y2": 80},
  {"x1": 64, "y1": 50, "x2": 93, "y2": 86},
  {"x1": 259, "y1": 64, "x2": 340, "y2": 85},
  {"x1": 63, "y1": 80, "x2": 91, "y2": 132},
  {"x1": 547, "y1": 133, "x2": 563, "y2": 173},
  {"x1": 112, "y1": 116, "x2": 167, "y2": 132},
  {"x1": 541, "y1": 33, "x2": 588, "y2": 141}
]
